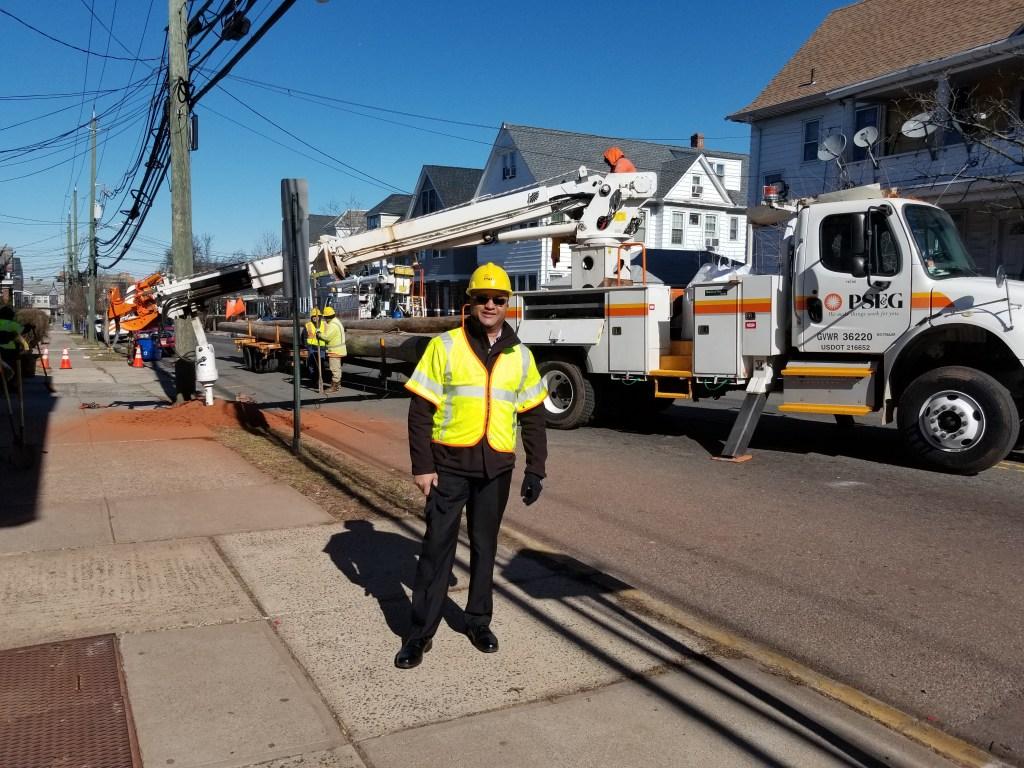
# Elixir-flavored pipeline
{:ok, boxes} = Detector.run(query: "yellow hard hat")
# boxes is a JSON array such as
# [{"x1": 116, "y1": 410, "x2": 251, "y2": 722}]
[
  {"x1": 467, "y1": 262, "x2": 512, "y2": 296},
  {"x1": 322, "y1": 306, "x2": 336, "y2": 318},
  {"x1": 310, "y1": 307, "x2": 321, "y2": 317}
]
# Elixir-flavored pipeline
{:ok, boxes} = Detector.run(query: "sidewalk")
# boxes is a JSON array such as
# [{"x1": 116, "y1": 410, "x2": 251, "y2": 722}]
[{"x1": 0, "y1": 329, "x2": 968, "y2": 768}]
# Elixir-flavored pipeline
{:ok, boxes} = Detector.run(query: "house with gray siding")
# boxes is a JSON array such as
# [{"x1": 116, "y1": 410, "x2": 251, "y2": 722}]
[
  {"x1": 401, "y1": 165, "x2": 483, "y2": 315},
  {"x1": 474, "y1": 124, "x2": 749, "y2": 289},
  {"x1": 729, "y1": 0, "x2": 1024, "y2": 277}
]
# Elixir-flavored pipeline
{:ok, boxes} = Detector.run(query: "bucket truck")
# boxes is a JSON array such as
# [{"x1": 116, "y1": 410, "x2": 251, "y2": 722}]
[{"x1": 157, "y1": 169, "x2": 1024, "y2": 473}]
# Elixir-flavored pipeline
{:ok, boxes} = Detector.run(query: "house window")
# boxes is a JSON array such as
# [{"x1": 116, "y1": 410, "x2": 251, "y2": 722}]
[
  {"x1": 549, "y1": 212, "x2": 567, "y2": 224},
  {"x1": 692, "y1": 174, "x2": 703, "y2": 198},
  {"x1": 729, "y1": 216, "x2": 739, "y2": 241},
  {"x1": 419, "y1": 187, "x2": 440, "y2": 215},
  {"x1": 502, "y1": 151, "x2": 517, "y2": 180},
  {"x1": 671, "y1": 212, "x2": 685, "y2": 245},
  {"x1": 689, "y1": 212, "x2": 700, "y2": 226},
  {"x1": 852, "y1": 106, "x2": 880, "y2": 161},
  {"x1": 528, "y1": 274, "x2": 537, "y2": 291},
  {"x1": 714, "y1": 162, "x2": 725, "y2": 178},
  {"x1": 705, "y1": 214, "x2": 719, "y2": 248},
  {"x1": 803, "y1": 119, "x2": 821, "y2": 162}
]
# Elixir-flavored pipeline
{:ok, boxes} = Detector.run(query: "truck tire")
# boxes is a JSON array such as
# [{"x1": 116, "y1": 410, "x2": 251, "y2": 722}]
[
  {"x1": 242, "y1": 346, "x2": 255, "y2": 371},
  {"x1": 897, "y1": 366, "x2": 1019, "y2": 474},
  {"x1": 538, "y1": 359, "x2": 595, "y2": 429}
]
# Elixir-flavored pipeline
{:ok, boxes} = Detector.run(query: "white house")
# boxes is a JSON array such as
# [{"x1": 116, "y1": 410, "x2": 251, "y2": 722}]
[
  {"x1": 728, "y1": 0, "x2": 1024, "y2": 277},
  {"x1": 474, "y1": 124, "x2": 749, "y2": 289}
]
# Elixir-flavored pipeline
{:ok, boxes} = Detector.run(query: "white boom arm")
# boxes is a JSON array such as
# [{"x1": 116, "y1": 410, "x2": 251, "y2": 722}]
[{"x1": 156, "y1": 167, "x2": 656, "y2": 317}]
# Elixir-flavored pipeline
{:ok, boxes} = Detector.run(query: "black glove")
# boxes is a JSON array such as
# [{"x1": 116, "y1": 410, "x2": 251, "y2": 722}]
[{"x1": 520, "y1": 472, "x2": 543, "y2": 506}]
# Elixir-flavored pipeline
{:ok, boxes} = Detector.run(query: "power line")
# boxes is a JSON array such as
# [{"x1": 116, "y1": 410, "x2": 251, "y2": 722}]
[{"x1": 0, "y1": 8, "x2": 160, "y2": 62}]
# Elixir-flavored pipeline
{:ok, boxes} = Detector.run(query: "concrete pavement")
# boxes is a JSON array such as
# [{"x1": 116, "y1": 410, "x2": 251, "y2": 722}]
[{"x1": 0, "y1": 329, "x2": 983, "y2": 767}]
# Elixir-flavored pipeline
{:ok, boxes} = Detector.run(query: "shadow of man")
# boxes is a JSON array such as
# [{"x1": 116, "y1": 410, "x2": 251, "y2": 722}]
[{"x1": 324, "y1": 519, "x2": 459, "y2": 639}]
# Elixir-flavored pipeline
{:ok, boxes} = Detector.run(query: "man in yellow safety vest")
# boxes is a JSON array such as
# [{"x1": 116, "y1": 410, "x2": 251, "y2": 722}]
[
  {"x1": 319, "y1": 306, "x2": 347, "y2": 393},
  {"x1": 304, "y1": 308, "x2": 327, "y2": 383},
  {"x1": 396, "y1": 262, "x2": 548, "y2": 669}
]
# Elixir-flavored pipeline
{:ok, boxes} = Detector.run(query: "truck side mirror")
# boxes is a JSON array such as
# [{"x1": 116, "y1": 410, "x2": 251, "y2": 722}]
[{"x1": 851, "y1": 255, "x2": 868, "y2": 279}]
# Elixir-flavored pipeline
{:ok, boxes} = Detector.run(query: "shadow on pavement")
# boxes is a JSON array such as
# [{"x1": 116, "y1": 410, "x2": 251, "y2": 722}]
[
  {"x1": 607, "y1": 401, "x2": 911, "y2": 470},
  {"x1": 323, "y1": 520, "x2": 459, "y2": 639},
  {"x1": 501, "y1": 548, "x2": 888, "y2": 768},
  {"x1": 0, "y1": 357, "x2": 57, "y2": 528}
]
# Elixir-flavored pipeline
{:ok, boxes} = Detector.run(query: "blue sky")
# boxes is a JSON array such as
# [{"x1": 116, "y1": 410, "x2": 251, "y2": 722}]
[{"x1": 1, "y1": 0, "x2": 850, "y2": 281}]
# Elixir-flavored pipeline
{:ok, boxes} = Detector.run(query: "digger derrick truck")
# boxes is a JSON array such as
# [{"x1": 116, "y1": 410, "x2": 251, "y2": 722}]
[{"x1": 155, "y1": 169, "x2": 1023, "y2": 473}]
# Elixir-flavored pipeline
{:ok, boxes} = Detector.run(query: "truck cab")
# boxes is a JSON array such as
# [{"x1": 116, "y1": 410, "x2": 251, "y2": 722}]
[{"x1": 780, "y1": 190, "x2": 1024, "y2": 473}]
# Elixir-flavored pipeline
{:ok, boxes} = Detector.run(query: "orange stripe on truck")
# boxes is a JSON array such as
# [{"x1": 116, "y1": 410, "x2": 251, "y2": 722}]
[
  {"x1": 694, "y1": 299, "x2": 771, "y2": 315},
  {"x1": 911, "y1": 292, "x2": 953, "y2": 312},
  {"x1": 607, "y1": 303, "x2": 648, "y2": 317}
]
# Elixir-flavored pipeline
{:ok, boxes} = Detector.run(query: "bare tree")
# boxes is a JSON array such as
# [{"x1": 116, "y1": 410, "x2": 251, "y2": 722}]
[{"x1": 251, "y1": 231, "x2": 281, "y2": 259}]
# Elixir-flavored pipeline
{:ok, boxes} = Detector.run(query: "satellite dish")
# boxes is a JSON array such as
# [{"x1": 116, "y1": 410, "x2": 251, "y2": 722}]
[
  {"x1": 853, "y1": 126, "x2": 879, "y2": 148},
  {"x1": 817, "y1": 133, "x2": 847, "y2": 161},
  {"x1": 901, "y1": 112, "x2": 937, "y2": 138}
]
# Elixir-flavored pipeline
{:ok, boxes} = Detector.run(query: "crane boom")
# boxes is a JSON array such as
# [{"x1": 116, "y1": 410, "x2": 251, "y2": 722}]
[{"x1": 156, "y1": 167, "x2": 656, "y2": 318}]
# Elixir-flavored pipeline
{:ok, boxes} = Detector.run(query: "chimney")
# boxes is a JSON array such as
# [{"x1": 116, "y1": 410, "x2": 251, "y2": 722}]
[{"x1": 690, "y1": 132, "x2": 705, "y2": 149}]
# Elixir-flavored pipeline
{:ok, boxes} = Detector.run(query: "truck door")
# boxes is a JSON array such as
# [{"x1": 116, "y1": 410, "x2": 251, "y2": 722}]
[{"x1": 797, "y1": 205, "x2": 911, "y2": 354}]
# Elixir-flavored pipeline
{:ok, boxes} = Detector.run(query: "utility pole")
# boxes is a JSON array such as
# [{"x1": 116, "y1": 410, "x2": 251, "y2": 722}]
[
  {"x1": 168, "y1": 0, "x2": 195, "y2": 361},
  {"x1": 86, "y1": 114, "x2": 97, "y2": 343},
  {"x1": 72, "y1": 186, "x2": 78, "y2": 331}
]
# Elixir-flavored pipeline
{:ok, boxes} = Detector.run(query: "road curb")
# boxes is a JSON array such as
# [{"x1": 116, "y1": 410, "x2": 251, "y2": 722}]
[{"x1": 495, "y1": 524, "x2": 1011, "y2": 768}]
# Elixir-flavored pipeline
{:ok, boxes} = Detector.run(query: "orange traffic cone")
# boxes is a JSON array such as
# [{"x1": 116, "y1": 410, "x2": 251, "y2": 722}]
[
  {"x1": 40, "y1": 346, "x2": 49, "y2": 371},
  {"x1": 59, "y1": 348, "x2": 72, "y2": 369},
  {"x1": 131, "y1": 344, "x2": 144, "y2": 368}
]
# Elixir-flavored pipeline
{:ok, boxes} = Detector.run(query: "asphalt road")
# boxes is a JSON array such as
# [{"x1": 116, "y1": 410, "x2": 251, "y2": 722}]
[{"x1": 201, "y1": 333, "x2": 1024, "y2": 763}]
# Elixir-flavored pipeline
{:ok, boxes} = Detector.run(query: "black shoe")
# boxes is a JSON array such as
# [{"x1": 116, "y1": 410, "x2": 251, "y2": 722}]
[
  {"x1": 394, "y1": 638, "x2": 432, "y2": 669},
  {"x1": 466, "y1": 626, "x2": 499, "y2": 653}
]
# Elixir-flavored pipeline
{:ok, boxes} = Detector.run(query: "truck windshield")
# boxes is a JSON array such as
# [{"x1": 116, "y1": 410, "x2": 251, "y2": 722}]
[{"x1": 904, "y1": 205, "x2": 977, "y2": 279}]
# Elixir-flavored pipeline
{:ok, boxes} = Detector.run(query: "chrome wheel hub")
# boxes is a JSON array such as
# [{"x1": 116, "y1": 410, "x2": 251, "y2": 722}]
[
  {"x1": 542, "y1": 370, "x2": 573, "y2": 414},
  {"x1": 918, "y1": 390, "x2": 985, "y2": 452}
]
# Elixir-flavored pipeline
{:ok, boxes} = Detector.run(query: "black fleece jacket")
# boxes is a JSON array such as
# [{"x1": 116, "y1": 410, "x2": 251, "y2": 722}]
[{"x1": 408, "y1": 317, "x2": 547, "y2": 480}]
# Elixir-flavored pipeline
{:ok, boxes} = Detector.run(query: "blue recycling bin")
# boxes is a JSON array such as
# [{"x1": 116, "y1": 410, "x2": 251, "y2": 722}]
[{"x1": 136, "y1": 336, "x2": 162, "y2": 362}]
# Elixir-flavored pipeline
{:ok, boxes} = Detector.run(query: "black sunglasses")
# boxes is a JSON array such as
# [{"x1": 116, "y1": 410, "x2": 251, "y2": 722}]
[{"x1": 471, "y1": 294, "x2": 508, "y2": 306}]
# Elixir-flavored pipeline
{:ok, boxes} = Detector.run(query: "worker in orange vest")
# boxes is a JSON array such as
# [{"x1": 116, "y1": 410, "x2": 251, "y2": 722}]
[{"x1": 603, "y1": 146, "x2": 636, "y2": 173}]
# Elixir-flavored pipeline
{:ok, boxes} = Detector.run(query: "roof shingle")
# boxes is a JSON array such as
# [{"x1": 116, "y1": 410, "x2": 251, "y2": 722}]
[{"x1": 730, "y1": 0, "x2": 1024, "y2": 120}]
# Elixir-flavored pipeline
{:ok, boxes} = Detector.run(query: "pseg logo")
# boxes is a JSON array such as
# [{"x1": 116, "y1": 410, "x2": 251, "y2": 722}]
[
  {"x1": 824, "y1": 293, "x2": 843, "y2": 311},
  {"x1": 850, "y1": 292, "x2": 904, "y2": 310}
]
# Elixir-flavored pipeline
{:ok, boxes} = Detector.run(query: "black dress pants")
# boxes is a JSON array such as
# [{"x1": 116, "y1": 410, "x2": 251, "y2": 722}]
[{"x1": 406, "y1": 470, "x2": 512, "y2": 641}]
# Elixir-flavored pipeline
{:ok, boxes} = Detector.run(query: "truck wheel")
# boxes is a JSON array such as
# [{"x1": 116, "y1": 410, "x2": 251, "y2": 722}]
[
  {"x1": 538, "y1": 359, "x2": 595, "y2": 429},
  {"x1": 897, "y1": 366, "x2": 1019, "y2": 474},
  {"x1": 242, "y1": 347, "x2": 254, "y2": 371}
]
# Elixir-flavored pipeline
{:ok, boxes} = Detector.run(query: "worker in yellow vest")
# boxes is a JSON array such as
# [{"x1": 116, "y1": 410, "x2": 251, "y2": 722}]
[
  {"x1": 304, "y1": 308, "x2": 327, "y2": 382},
  {"x1": 396, "y1": 262, "x2": 548, "y2": 669},
  {"x1": 319, "y1": 306, "x2": 347, "y2": 393}
]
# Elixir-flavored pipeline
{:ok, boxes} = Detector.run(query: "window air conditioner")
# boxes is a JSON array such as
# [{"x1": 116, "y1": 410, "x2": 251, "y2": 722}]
[
  {"x1": 705, "y1": 238, "x2": 719, "y2": 248},
  {"x1": 692, "y1": 185, "x2": 703, "y2": 197}
]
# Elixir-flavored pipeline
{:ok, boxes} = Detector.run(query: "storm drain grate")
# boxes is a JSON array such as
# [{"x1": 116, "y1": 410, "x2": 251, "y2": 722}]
[{"x1": 0, "y1": 634, "x2": 141, "y2": 768}]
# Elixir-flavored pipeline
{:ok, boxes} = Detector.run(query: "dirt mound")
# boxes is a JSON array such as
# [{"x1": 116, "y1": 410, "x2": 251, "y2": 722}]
[{"x1": 88, "y1": 399, "x2": 266, "y2": 429}]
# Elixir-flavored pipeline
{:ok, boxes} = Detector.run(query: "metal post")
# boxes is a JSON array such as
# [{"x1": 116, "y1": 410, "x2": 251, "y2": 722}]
[
  {"x1": 86, "y1": 115, "x2": 97, "y2": 343},
  {"x1": 281, "y1": 178, "x2": 309, "y2": 454},
  {"x1": 169, "y1": 0, "x2": 195, "y2": 361},
  {"x1": 72, "y1": 187, "x2": 78, "y2": 332}
]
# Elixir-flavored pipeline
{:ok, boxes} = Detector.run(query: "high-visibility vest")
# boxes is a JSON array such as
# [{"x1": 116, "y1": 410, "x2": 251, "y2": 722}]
[
  {"x1": 321, "y1": 317, "x2": 347, "y2": 357},
  {"x1": 305, "y1": 319, "x2": 327, "y2": 346},
  {"x1": 404, "y1": 328, "x2": 547, "y2": 453},
  {"x1": 0, "y1": 318, "x2": 21, "y2": 351}
]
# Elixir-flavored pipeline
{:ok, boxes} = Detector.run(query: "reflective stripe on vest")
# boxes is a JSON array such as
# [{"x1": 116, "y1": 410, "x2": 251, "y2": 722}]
[
  {"x1": 403, "y1": 328, "x2": 546, "y2": 453},
  {"x1": 305, "y1": 320, "x2": 326, "y2": 346}
]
